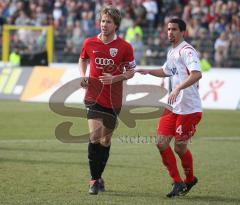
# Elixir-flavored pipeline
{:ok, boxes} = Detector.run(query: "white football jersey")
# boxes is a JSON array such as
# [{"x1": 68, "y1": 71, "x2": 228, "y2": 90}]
[{"x1": 162, "y1": 41, "x2": 202, "y2": 114}]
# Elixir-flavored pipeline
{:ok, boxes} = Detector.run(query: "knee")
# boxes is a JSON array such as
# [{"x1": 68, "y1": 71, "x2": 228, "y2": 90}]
[
  {"x1": 100, "y1": 137, "x2": 111, "y2": 146},
  {"x1": 89, "y1": 132, "x2": 100, "y2": 143},
  {"x1": 174, "y1": 146, "x2": 181, "y2": 155},
  {"x1": 156, "y1": 142, "x2": 165, "y2": 152},
  {"x1": 174, "y1": 144, "x2": 187, "y2": 156},
  {"x1": 156, "y1": 136, "x2": 170, "y2": 152}
]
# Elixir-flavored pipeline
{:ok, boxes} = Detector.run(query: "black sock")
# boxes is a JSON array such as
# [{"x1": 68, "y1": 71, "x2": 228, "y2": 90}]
[
  {"x1": 98, "y1": 144, "x2": 111, "y2": 178},
  {"x1": 88, "y1": 142, "x2": 101, "y2": 180}
]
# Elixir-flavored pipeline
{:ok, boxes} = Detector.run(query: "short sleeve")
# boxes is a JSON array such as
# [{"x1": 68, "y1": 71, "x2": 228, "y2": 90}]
[
  {"x1": 124, "y1": 43, "x2": 136, "y2": 70},
  {"x1": 162, "y1": 61, "x2": 172, "y2": 76},
  {"x1": 182, "y1": 48, "x2": 201, "y2": 72},
  {"x1": 80, "y1": 39, "x2": 89, "y2": 60}
]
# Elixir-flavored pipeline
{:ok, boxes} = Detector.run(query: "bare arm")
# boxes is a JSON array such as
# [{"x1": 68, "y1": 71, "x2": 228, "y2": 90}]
[
  {"x1": 79, "y1": 58, "x2": 89, "y2": 87},
  {"x1": 168, "y1": 70, "x2": 202, "y2": 104},
  {"x1": 99, "y1": 69, "x2": 135, "y2": 85},
  {"x1": 176, "y1": 70, "x2": 202, "y2": 90},
  {"x1": 79, "y1": 58, "x2": 88, "y2": 77},
  {"x1": 136, "y1": 68, "x2": 169, "y2": 78}
]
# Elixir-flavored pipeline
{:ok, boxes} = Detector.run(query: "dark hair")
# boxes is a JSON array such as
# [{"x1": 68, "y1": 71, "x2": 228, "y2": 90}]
[
  {"x1": 168, "y1": 18, "x2": 186, "y2": 31},
  {"x1": 99, "y1": 6, "x2": 122, "y2": 31}
]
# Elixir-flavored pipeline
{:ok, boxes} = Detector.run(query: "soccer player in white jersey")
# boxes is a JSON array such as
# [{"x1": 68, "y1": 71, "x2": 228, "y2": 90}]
[{"x1": 137, "y1": 18, "x2": 202, "y2": 198}]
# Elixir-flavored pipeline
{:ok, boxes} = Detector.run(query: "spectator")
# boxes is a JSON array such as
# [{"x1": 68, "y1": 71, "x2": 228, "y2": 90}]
[
  {"x1": 9, "y1": 47, "x2": 21, "y2": 67},
  {"x1": 0, "y1": 0, "x2": 239, "y2": 66},
  {"x1": 64, "y1": 20, "x2": 85, "y2": 54},
  {"x1": 0, "y1": 7, "x2": 7, "y2": 32},
  {"x1": 80, "y1": 2, "x2": 95, "y2": 36},
  {"x1": 132, "y1": 0, "x2": 147, "y2": 27},
  {"x1": 52, "y1": 1, "x2": 64, "y2": 28},
  {"x1": 35, "y1": 5, "x2": 48, "y2": 26},
  {"x1": 15, "y1": 10, "x2": 32, "y2": 25},
  {"x1": 143, "y1": 0, "x2": 158, "y2": 32},
  {"x1": 131, "y1": 33, "x2": 144, "y2": 65},
  {"x1": 192, "y1": 28, "x2": 214, "y2": 56},
  {"x1": 200, "y1": 51, "x2": 212, "y2": 72},
  {"x1": 119, "y1": 11, "x2": 134, "y2": 36},
  {"x1": 214, "y1": 32, "x2": 230, "y2": 67},
  {"x1": 125, "y1": 21, "x2": 143, "y2": 43}
]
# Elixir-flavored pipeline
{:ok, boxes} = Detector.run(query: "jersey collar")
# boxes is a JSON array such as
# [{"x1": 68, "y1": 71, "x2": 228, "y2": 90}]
[
  {"x1": 174, "y1": 40, "x2": 185, "y2": 49},
  {"x1": 97, "y1": 33, "x2": 117, "y2": 44}
]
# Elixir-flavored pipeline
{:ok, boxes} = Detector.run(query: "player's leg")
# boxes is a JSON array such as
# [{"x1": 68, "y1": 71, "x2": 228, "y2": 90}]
[
  {"x1": 174, "y1": 112, "x2": 202, "y2": 195},
  {"x1": 85, "y1": 101, "x2": 114, "y2": 193},
  {"x1": 157, "y1": 109, "x2": 186, "y2": 197},
  {"x1": 174, "y1": 140, "x2": 193, "y2": 182},
  {"x1": 174, "y1": 139, "x2": 198, "y2": 196},
  {"x1": 97, "y1": 108, "x2": 119, "y2": 192},
  {"x1": 157, "y1": 136, "x2": 181, "y2": 182},
  {"x1": 88, "y1": 118, "x2": 103, "y2": 194},
  {"x1": 157, "y1": 136, "x2": 187, "y2": 198},
  {"x1": 97, "y1": 127, "x2": 114, "y2": 192},
  {"x1": 99, "y1": 126, "x2": 113, "y2": 175}
]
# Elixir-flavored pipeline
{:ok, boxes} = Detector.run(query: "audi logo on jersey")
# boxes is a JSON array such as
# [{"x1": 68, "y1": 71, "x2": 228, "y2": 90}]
[{"x1": 95, "y1": 58, "x2": 115, "y2": 66}]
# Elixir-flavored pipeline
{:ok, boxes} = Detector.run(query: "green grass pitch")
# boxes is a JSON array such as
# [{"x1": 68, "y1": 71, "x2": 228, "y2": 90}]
[{"x1": 0, "y1": 100, "x2": 240, "y2": 205}]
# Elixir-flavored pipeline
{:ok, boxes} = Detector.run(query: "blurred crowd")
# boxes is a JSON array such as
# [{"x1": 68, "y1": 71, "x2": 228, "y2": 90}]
[{"x1": 0, "y1": 0, "x2": 240, "y2": 67}]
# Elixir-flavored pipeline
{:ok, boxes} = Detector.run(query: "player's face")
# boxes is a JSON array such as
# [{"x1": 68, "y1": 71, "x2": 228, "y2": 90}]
[
  {"x1": 100, "y1": 14, "x2": 117, "y2": 37},
  {"x1": 167, "y1": 23, "x2": 184, "y2": 46}
]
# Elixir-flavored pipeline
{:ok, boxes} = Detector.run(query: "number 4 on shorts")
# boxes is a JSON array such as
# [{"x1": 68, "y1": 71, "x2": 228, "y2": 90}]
[{"x1": 176, "y1": 125, "x2": 183, "y2": 135}]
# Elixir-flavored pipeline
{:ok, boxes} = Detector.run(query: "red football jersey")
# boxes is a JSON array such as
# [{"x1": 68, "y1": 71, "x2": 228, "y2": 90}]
[{"x1": 80, "y1": 34, "x2": 136, "y2": 108}]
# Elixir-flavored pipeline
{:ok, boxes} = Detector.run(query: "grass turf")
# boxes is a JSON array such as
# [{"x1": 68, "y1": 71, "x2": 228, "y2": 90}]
[{"x1": 0, "y1": 100, "x2": 240, "y2": 205}]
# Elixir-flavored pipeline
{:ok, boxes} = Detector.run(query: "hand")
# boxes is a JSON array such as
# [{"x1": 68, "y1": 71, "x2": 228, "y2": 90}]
[
  {"x1": 123, "y1": 69, "x2": 135, "y2": 79},
  {"x1": 80, "y1": 77, "x2": 89, "y2": 88},
  {"x1": 99, "y1": 73, "x2": 115, "y2": 85},
  {"x1": 168, "y1": 87, "x2": 181, "y2": 105},
  {"x1": 135, "y1": 69, "x2": 149, "y2": 75}
]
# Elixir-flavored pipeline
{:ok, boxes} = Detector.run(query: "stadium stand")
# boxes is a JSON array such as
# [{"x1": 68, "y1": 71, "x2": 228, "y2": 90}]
[{"x1": 0, "y1": 0, "x2": 239, "y2": 67}]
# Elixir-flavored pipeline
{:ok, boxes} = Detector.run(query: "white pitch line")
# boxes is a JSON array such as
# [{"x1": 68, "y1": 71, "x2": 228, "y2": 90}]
[
  {"x1": 0, "y1": 139, "x2": 58, "y2": 143},
  {"x1": 199, "y1": 136, "x2": 240, "y2": 141},
  {"x1": 0, "y1": 136, "x2": 240, "y2": 144}
]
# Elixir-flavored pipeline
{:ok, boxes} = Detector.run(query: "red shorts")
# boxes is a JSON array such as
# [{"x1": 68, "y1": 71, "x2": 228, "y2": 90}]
[{"x1": 157, "y1": 109, "x2": 202, "y2": 141}]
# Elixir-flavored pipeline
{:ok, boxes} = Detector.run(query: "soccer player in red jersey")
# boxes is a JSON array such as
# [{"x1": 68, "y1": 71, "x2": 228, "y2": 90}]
[
  {"x1": 137, "y1": 18, "x2": 202, "y2": 197},
  {"x1": 79, "y1": 6, "x2": 136, "y2": 195}
]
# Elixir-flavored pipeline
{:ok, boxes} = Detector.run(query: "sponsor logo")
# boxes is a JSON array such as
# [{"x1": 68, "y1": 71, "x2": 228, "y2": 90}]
[
  {"x1": 171, "y1": 67, "x2": 178, "y2": 75},
  {"x1": 109, "y1": 48, "x2": 118, "y2": 57},
  {"x1": 95, "y1": 58, "x2": 114, "y2": 66}
]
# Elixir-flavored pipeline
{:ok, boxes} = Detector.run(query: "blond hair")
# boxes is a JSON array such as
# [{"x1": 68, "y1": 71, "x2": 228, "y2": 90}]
[{"x1": 99, "y1": 6, "x2": 122, "y2": 31}]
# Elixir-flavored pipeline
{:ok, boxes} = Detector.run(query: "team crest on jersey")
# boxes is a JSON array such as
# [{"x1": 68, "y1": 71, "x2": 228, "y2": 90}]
[
  {"x1": 188, "y1": 51, "x2": 193, "y2": 57},
  {"x1": 109, "y1": 48, "x2": 118, "y2": 57}
]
